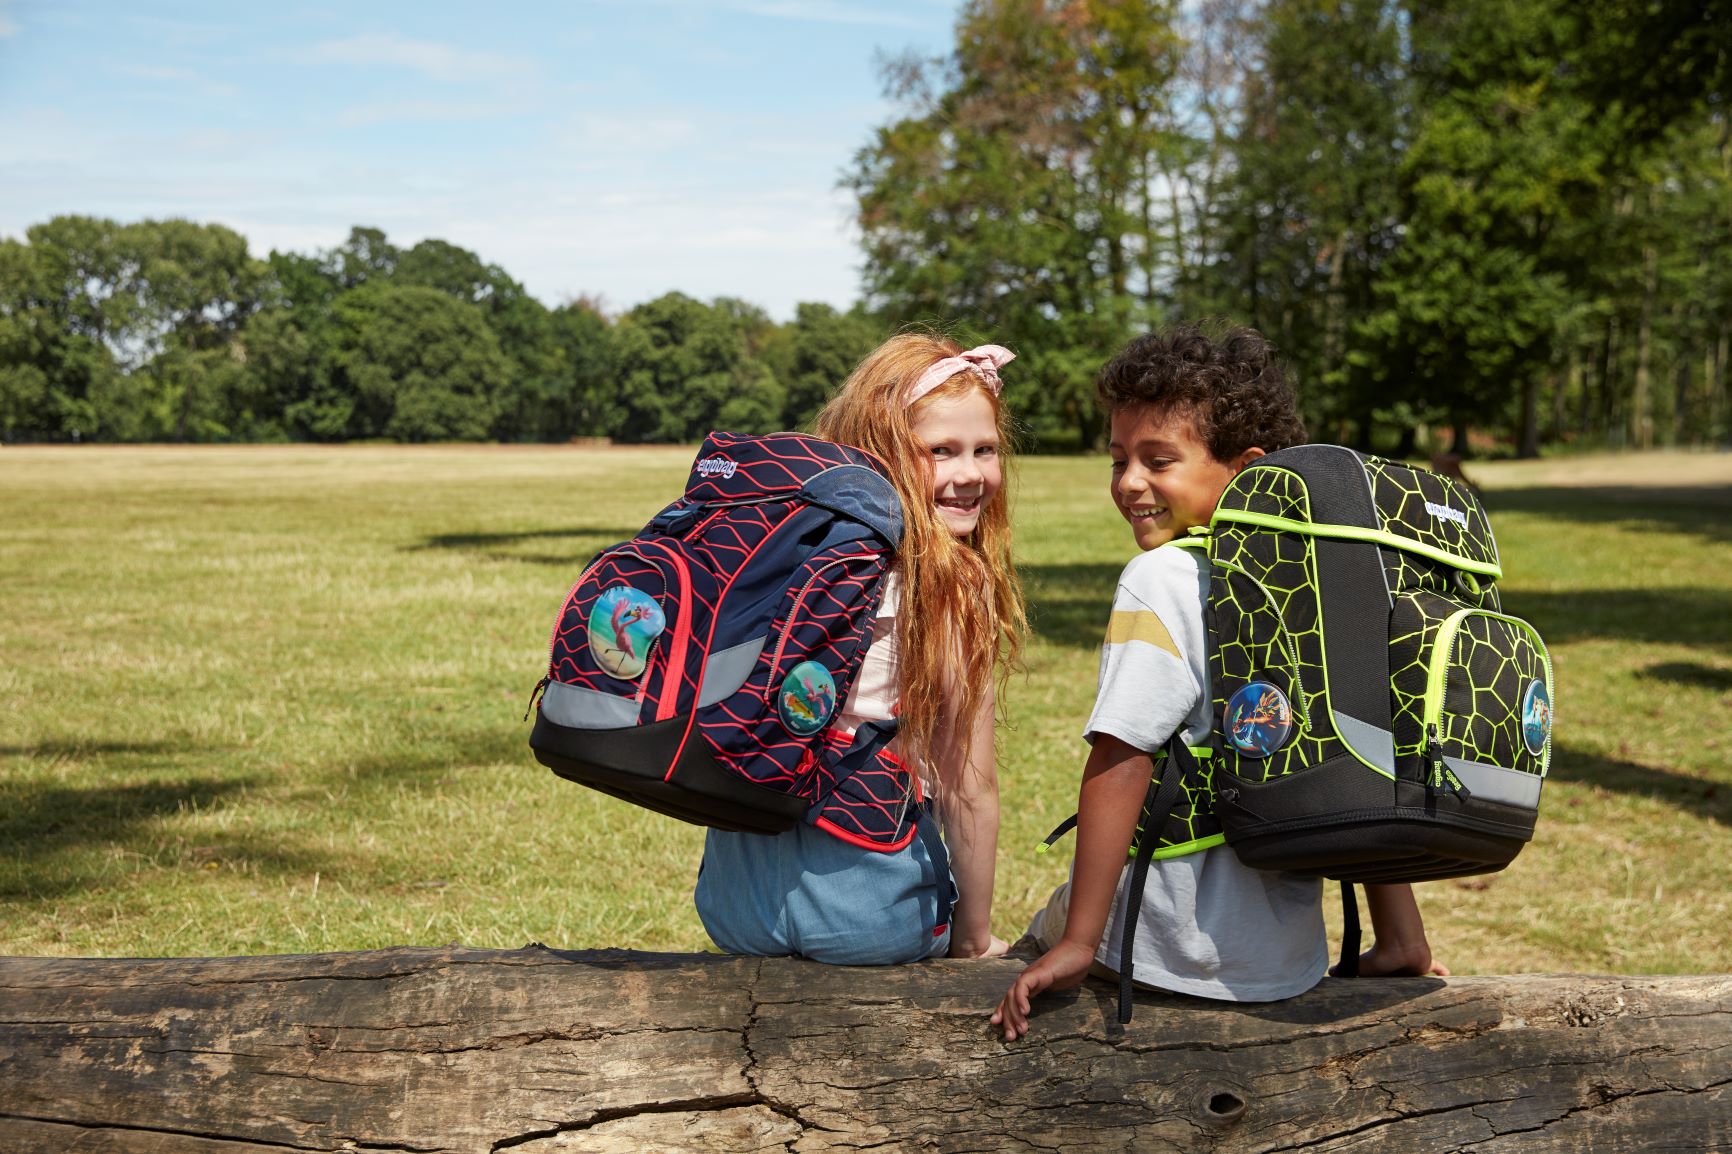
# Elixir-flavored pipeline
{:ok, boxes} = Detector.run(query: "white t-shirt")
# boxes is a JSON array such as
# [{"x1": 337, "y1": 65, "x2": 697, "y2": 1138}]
[{"x1": 1083, "y1": 544, "x2": 1328, "y2": 1002}]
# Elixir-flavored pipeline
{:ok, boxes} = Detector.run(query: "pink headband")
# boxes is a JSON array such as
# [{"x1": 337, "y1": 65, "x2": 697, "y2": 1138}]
[{"x1": 905, "y1": 344, "x2": 1015, "y2": 406}]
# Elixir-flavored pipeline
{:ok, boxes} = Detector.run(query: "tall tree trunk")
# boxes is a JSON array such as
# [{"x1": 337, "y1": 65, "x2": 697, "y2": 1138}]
[
  {"x1": 1632, "y1": 199, "x2": 1659, "y2": 451},
  {"x1": 1601, "y1": 314, "x2": 1623, "y2": 446},
  {"x1": 1552, "y1": 348, "x2": 1579, "y2": 443},
  {"x1": 1518, "y1": 370, "x2": 1544, "y2": 458}
]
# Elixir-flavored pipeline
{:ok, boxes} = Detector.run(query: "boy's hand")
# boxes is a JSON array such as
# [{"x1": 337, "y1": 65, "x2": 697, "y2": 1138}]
[
  {"x1": 950, "y1": 933, "x2": 1011, "y2": 960},
  {"x1": 989, "y1": 940, "x2": 1094, "y2": 1040}
]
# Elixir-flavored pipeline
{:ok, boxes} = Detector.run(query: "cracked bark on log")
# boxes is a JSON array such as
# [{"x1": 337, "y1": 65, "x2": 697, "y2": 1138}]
[{"x1": 1, "y1": 946, "x2": 1728, "y2": 1152}]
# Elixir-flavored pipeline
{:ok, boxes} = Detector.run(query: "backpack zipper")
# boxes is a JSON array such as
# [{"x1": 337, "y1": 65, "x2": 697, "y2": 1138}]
[
  {"x1": 1214, "y1": 559, "x2": 1309, "y2": 729},
  {"x1": 627, "y1": 540, "x2": 695, "y2": 722},
  {"x1": 764, "y1": 551, "x2": 872, "y2": 699}
]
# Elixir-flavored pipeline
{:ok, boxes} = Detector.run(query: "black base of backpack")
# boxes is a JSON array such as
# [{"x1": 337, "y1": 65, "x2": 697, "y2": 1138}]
[{"x1": 531, "y1": 711, "x2": 807, "y2": 835}]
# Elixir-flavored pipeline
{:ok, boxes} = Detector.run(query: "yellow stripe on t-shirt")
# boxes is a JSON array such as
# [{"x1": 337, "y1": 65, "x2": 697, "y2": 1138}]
[{"x1": 1104, "y1": 610, "x2": 1180, "y2": 658}]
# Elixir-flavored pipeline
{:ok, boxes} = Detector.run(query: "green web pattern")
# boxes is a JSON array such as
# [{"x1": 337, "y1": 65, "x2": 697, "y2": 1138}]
[
  {"x1": 1210, "y1": 466, "x2": 1338, "y2": 786},
  {"x1": 1439, "y1": 614, "x2": 1551, "y2": 775},
  {"x1": 1363, "y1": 456, "x2": 1499, "y2": 569},
  {"x1": 1132, "y1": 750, "x2": 1223, "y2": 856},
  {"x1": 1388, "y1": 590, "x2": 1462, "y2": 770}
]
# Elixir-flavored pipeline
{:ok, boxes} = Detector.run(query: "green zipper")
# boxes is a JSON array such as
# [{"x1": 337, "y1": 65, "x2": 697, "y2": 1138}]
[
  {"x1": 1422, "y1": 607, "x2": 1554, "y2": 776},
  {"x1": 1214, "y1": 558, "x2": 1310, "y2": 730}
]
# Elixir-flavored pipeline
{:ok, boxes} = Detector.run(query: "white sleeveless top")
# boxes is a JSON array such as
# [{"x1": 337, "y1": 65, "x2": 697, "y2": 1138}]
[{"x1": 835, "y1": 571, "x2": 901, "y2": 734}]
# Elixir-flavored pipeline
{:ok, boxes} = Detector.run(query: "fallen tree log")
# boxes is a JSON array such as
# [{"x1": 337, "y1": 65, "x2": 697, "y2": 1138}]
[{"x1": 1, "y1": 946, "x2": 1727, "y2": 1152}]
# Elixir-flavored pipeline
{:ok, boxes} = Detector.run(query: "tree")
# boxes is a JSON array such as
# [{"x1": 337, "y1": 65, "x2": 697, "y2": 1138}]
[
  {"x1": 850, "y1": 0, "x2": 1188, "y2": 448},
  {"x1": 610, "y1": 293, "x2": 784, "y2": 443},
  {"x1": 779, "y1": 303, "x2": 880, "y2": 430},
  {"x1": 326, "y1": 283, "x2": 511, "y2": 441},
  {"x1": 547, "y1": 299, "x2": 618, "y2": 440}
]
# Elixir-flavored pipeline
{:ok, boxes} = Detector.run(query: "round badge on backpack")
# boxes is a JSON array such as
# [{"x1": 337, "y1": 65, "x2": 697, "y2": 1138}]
[
  {"x1": 779, "y1": 661, "x2": 837, "y2": 736},
  {"x1": 1520, "y1": 678, "x2": 1551, "y2": 756},
  {"x1": 587, "y1": 585, "x2": 666, "y2": 680},
  {"x1": 1225, "y1": 681, "x2": 1293, "y2": 757}
]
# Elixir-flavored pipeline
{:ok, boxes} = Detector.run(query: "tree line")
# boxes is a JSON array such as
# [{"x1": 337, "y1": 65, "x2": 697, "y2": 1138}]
[
  {"x1": 0, "y1": 220, "x2": 881, "y2": 445},
  {"x1": 3, "y1": 0, "x2": 1727, "y2": 454}
]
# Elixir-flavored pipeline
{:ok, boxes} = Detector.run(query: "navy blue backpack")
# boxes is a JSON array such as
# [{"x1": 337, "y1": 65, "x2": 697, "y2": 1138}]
[{"x1": 529, "y1": 432, "x2": 923, "y2": 850}]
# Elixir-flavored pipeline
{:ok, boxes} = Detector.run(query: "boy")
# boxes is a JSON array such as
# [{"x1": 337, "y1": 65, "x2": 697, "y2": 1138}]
[{"x1": 992, "y1": 324, "x2": 1442, "y2": 1041}]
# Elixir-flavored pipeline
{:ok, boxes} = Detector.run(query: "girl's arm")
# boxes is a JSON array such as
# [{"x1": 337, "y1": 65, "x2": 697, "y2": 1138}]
[
  {"x1": 991, "y1": 734, "x2": 1151, "y2": 1039},
  {"x1": 943, "y1": 682, "x2": 1008, "y2": 958}
]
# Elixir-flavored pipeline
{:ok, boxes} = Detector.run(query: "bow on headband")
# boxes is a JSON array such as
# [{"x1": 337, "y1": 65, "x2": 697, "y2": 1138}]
[{"x1": 905, "y1": 344, "x2": 1015, "y2": 407}]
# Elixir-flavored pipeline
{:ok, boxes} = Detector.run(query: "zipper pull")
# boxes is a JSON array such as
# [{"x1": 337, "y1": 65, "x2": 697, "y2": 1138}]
[
  {"x1": 1426, "y1": 724, "x2": 1446, "y2": 790},
  {"x1": 1426, "y1": 723, "x2": 1473, "y2": 800},
  {"x1": 523, "y1": 677, "x2": 550, "y2": 722}
]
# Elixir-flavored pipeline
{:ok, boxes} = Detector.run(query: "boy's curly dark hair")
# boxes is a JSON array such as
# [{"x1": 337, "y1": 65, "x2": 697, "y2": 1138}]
[{"x1": 1096, "y1": 322, "x2": 1307, "y2": 461}]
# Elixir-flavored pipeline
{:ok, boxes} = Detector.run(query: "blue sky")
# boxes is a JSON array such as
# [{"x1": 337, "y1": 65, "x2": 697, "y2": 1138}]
[{"x1": 0, "y1": 1, "x2": 956, "y2": 318}]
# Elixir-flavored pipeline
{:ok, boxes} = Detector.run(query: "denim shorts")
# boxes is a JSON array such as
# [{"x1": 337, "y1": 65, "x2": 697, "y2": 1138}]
[{"x1": 695, "y1": 808, "x2": 954, "y2": 965}]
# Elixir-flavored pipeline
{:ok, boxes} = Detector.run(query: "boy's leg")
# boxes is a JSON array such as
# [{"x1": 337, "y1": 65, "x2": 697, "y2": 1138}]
[{"x1": 1347, "y1": 883, "x2": 1449, "y2": 977}]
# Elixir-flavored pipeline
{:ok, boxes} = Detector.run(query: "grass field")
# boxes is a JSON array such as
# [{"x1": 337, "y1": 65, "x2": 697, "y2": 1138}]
[{"x1": 3, "y1": 445, "x2": 1730, "y2": 974}]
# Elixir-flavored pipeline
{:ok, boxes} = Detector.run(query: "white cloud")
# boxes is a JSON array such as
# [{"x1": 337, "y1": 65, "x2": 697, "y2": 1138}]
[
  {"x1": 0, "y1": 13, "x2": 18, "y2": 39},
  {"x1": 309, "y1": 34, "x2": 528, "y2": 85}
]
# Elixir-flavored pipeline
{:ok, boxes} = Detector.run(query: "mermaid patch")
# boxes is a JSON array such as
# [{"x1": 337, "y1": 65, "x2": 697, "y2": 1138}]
[{"x1": 779, "y1": 661, "x2": 837, "y2": 736}]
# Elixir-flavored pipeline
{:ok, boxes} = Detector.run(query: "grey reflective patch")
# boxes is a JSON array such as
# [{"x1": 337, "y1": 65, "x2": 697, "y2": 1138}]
[
  {"x1": 697, "y1": 636, "x2": 767, "y2": 708},
  {"x1": 1445, "y1": 757, "x2": 1543, "y2": 810},
  {"x1": 1332, "y1": 710, "x2": 1397, "y2": 776},
  {"x1": 541, "y1": 680, "x2": 639, "y2": 730}
]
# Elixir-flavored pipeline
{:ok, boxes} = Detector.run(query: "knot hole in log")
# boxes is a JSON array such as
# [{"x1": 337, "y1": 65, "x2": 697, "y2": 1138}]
[{"x1": 1199, "y1": 1086, "x2": 1249, "y2": 1127}]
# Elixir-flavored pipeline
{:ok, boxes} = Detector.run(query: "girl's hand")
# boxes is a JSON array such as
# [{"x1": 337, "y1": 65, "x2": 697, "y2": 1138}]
[{"x1": 989, "y1": 940, "x2": 1094, "y2": 1041}]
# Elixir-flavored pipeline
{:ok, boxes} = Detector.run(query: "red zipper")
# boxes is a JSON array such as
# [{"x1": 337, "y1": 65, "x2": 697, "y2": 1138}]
[
  {"x1": 764, "y1": 552, "x2": 862, "y2": 703},
  {"x1": 630, "y1": 540, "x2": 695, "y2": 723}
]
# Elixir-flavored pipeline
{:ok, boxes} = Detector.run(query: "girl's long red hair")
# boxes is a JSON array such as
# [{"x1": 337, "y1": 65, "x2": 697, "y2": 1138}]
[{"x1": 811, "y1": 334, "x2": 1026, "y2": 796}]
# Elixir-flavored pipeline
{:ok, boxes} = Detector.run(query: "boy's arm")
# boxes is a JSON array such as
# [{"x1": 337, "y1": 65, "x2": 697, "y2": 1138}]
[
  {"x1": 991, "y1": 733, "x2": 1152, "y2": 1040},
  {"x1": 944, "y1": 683, "x2": 1007, "y2": 958},
  {"x1": 1346, "y1": 884, "x2": 1449, "y2": 977}
]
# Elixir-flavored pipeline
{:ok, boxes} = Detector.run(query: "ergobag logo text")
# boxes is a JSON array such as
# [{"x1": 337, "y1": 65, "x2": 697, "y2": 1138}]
[
  {"x1": 1424, "y1": 499, "x2": 1469, "y2": 528},
  {"x1": 528, "y1": 432, "x2": 922, "y2": 851}
]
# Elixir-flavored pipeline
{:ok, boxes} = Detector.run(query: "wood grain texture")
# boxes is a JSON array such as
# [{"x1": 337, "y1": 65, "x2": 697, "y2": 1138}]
[{"x1": 2, "y1": 946, "x2": 1728, "y2": 1152}]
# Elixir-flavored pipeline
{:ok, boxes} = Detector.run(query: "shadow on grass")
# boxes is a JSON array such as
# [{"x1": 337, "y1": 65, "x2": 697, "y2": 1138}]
[
  {"x1": 1638, "y1": 661, "x2": 1732, "y2": 692},
  {"x1": 0, "y1": 777, "x2": 334, "y2": 900},
  {"x1": 0, "y1": 740, "x2": 181, "y2": 759},
  {"x1": 1500, "y1": 587, "x2": 1732, "y2": 649},
  {"x1": 1550, "y1": 742, "x2": 1730, "y2": 828},
  {"x1": 408, "y1": 527, "x2": 640, "y2": 567},
  {"x1": 1022, "y1": 562, "x2": 1122, "y2": 650},
  {"x1": 1483, "y1": 484, "x2": 1732, "y2": 546}
]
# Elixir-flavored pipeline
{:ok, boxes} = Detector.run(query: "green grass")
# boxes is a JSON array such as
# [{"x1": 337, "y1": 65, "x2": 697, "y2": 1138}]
[{"x1": 2, "y1": 445, "x2": 1729, "y2": 973}]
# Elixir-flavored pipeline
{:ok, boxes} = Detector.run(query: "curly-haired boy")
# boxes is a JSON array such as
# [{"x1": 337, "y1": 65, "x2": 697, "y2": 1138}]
[{"x1": 993, "y1": 324, "x2": 1443, "y2": 1040}]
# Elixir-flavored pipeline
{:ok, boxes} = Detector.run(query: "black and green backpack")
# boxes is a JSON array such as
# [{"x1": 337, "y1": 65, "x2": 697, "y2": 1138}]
[{"x1": 1073, "y1": 445, "x2": 1554, "y2": 1020}]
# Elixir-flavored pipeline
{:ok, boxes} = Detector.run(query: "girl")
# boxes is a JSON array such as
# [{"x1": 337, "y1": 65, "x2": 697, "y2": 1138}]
[{"x1": 694, "y1": 333, "x2": 1027, "y2": 964}]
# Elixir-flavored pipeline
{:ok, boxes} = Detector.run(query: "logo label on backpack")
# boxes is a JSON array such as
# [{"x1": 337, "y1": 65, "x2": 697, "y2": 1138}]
[
  {"x1": 1225, "y1": 681, "x2": 1293, "y2": 757},
  {"x1": 587, "y1": 585, "x2": 666, "y2": 680},
  {"x1": 1521, "y1": 679, "x2": 1551, "y2": 756},
  {"x1": 696, "y1": 455, "x2": 738, "y2": 480},
  {"x1": 1424, "y1": 500, "x2": 1469, "y2": 528},
  {"x1": 778, "y1": 661, "x2": 837, "y2": 736}
]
